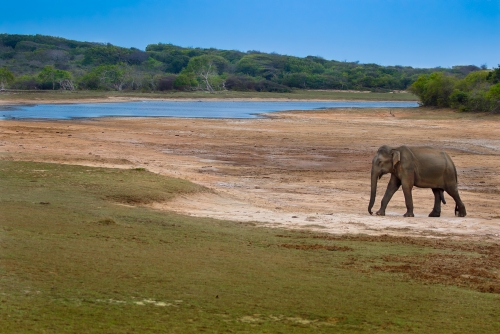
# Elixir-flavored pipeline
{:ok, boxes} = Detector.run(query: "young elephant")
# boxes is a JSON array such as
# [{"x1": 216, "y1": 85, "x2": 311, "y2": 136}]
[{"x1": 368, "y1": 145, "x2": 466, "y2": 217}]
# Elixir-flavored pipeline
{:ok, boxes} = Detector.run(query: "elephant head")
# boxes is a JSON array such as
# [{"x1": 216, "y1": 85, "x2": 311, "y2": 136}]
[{"x1": 368, "y1": 145, "x2": 400, "y2": 215}]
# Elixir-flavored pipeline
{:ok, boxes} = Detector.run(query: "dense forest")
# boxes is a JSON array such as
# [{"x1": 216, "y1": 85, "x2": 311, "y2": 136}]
[
  {"x1": 410, "y1": 66, "x2": 500, "y2": 112},
  {"x1": 0, "y1": 33, "x2": 487, "y2": 95}
]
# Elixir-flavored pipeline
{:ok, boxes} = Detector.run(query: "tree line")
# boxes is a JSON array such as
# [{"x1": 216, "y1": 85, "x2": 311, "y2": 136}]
[
  {"x1": 0, "y1": 33, "x2": 487, "y2": 94},
  {"x1": 410, "y1": 66, "x2": 500, "y2": 112}
]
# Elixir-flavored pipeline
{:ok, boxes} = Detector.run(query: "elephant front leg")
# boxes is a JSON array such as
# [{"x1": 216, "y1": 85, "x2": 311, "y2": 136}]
[
  {"x1": 376, "y1": 175, "x2": 401, "y2": 216},
  {"x1": 402, "y1": 183, "x2": 414, "y2": 217}
]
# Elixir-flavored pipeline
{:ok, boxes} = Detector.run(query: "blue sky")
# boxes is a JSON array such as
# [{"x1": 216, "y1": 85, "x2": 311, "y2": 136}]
[{"x1": 1, "y1": 0, "x2": 498, "y2": 68}]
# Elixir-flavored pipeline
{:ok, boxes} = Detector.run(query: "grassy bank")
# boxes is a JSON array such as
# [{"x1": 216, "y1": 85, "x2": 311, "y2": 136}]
[
  {"x1": 0, "y1": 89, "x2": 418, "y2": 103},
  {"x1": 0, "y1": 161, "x2": 498, "y2": 333}
]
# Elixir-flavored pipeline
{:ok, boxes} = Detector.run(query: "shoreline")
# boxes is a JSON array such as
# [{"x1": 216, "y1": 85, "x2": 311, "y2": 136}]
[
  {"x1": 0, "y1": 96, "x2": 418, "y2": 106},
  {"x1": 0, "y1": 98, "x2": 419, "y2": 121},
  {"x1": 0, "y1": 89, "x2": 419, "y2": 106}
]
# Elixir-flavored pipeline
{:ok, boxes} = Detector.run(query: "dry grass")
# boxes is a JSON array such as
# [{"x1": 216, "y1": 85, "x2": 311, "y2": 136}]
[
  {"x1": 296, "y1": 234, "x2": 500, "y2": 294},
  {"x1": 280, "y1": 243, "x2": 353, "y2": 251},
  {"x1": 374, "y1": 253, "x2": 500, "y2": 293}
]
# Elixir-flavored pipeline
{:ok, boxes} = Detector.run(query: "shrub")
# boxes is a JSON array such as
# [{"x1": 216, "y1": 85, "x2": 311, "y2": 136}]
[
  {"x1": 12, "y1": 75, "x2": 38, "y2": 90},
  {"x1": 455, "y1": 70, "x2": 490, "y2": 92},
  {"x1": 487, "y1": 65, "x2": 500, "y2": 84},
  {"x1": 410, "y1": 72, "x2": 457, "y2": 107},
  {"x1": 0, "y1": 67, "x2": 15, "y2": 89},
  {"x1": 466, "y1": 91, "x2": 490, "y2": 112},
  {"x1": 254, "y1": 80, "x2": 291, "y2": 93},
  {"x1": 224, "y1": 75, "x2": 256, "y2": 91},
  {"x1": 173, "y1": 73, "x2": 196, "y2": 90},
  {"x1": 449, "y1": 90, "x2": 469, "y2": 110},
  {"x1": 157, "y1": 75, "x2": 176, "y2": 91},
  {"x1": 486, "y1": 83, "x2": 500, "y2": 112}
]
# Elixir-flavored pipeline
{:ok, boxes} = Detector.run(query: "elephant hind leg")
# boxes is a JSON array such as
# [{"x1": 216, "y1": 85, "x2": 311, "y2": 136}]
[
  {"x1": 445, "y1": 186, "x2": 466, "y2": 217},
  {"x1": 429, "y1": 188, "x2": 442, "y2": 217}
]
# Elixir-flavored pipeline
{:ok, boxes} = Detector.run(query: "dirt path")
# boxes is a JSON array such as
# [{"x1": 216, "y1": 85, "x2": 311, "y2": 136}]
[{"x1": 1, "y1": 107, "x2": 499, "y2": 240}]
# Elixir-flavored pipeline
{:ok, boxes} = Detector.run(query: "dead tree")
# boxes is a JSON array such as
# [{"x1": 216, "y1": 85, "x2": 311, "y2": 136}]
[{"x1": 196, "y1": 62, "x2": 216, "y2": 93}]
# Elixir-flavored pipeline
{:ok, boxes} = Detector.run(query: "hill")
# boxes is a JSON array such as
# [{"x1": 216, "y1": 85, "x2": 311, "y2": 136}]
[{"x1": 0, "y1": 33, "x2": 484, "y2": 93}]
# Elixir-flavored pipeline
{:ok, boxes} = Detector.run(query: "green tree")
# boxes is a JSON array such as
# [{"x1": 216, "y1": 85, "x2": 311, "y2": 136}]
[
  {"x1": 455, "y1": 70, "x2": 490, "y2": 92},
  {"x1": 486, "y1": 83, "x2": 500, "y2": 100},
  {"x1": 486, "y1": 83, "x2": 500, "y2": 112},
  {"x1": 0, "y1": 33, "x2": 489, "y2": 93},
  {"x1": 487, "y1": 65, "x2": 500, "y2": 84},
  {"x1": 185, "y1": 55, "x2": 228, "y2": 92},
  {"x1": 410, "y1": 72, "x2": 457, "y2": 107},
  {"x1": 236, "y1": 54, "x2": 284, "y2": 79},
  {"x1": 449, "y1": 90, "x2": 469, "y2": 110},
  {"x1": 0, "y1": 67, "x2": 15, "y2": 89},
  {"x1": 173, "y1": 72, "x2": 197, "y2": 90},
  {"x1": 38, "y1": 66, "x2": 57, "y2": 89},
  {"x1": 38, "y1": 66, "x2": 73, "y2": 90},
  {"x1": 82, "y1": 46, "x2": 131, "y2": 65},
  {"x1": 80, "y1": 64, "x2": 127, "y2": 91},
  {"x1": 143, "y1": 57, "x2": 165, "y2": 71}
]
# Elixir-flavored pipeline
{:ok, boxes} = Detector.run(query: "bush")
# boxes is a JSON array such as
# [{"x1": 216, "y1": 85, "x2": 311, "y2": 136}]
[
  {"x1": 486, "y1": 83, "x2": 500, "y2": 100},
  {"x1": 173, "y1": 73, "x2": 196, "y2": 90},
  {"x1": 0, "y1": 67, "x2": 15, "y2": 89},
  {"x1": 417, "y1": 70, "x2": 499, "y2": 112},
  {"x1": 487, "y1": 65, "x2": 500, "y2": 84},
  {"x1": 452, "y1": 71, "x2": 496, "y2": 112},
  {"x1": 449, "y1": 90, "x2": 469, "y2": 110},
  {"x1": 254, "y1": 80, "x2": 291, "y2": 93},
  {"x1": 224, "y1": 75, "x2": 256, "y2": 91},
  {"x1": 157, "y1": 75, "x2": 176, "y2": 91},
  {"x1": 12, "y1": 75, "x2": 38, "y2": 90},
  {"x1": 410, "y1": 72, "x2": 457, "y2": 107},
  {"x1": 466, "y1": 91, "x2": 490, "y2": 112},
  {"x1": 486, "y1": 83, "x2": 500, "y2": 112}
]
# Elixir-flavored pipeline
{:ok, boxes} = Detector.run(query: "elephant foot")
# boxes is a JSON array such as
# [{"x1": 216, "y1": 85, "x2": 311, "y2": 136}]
[
  {"x1": 455, "y1": 205, "x2": 467, "y2": 217},
  {"x1": 403, "y1": 212, "x2": 415, "y2": 217},
  {"x1": 429, "y1": 210, "x2": 441, "y2": 217},
  {"x1": 376, "y1": 210, "x2": 385, "y2": 216}
]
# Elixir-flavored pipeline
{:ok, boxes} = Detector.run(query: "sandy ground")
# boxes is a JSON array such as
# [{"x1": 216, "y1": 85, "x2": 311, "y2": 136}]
[{"x1": 1, "y1": 106, "x2": 499, "y2": 240}]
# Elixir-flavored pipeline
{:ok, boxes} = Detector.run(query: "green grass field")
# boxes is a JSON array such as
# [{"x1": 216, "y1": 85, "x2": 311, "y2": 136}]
[
  {"x1": 1, "y1": 161, "x2": 498, "y2": 333},
  {"x1": 0, "y1": 89, "x2": 418, "y2": 102}
]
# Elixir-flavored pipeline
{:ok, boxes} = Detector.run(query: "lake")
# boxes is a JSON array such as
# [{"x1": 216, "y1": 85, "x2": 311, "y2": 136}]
[{"x1": 0, "y1": 100, "x2": 418, "y2": 120}]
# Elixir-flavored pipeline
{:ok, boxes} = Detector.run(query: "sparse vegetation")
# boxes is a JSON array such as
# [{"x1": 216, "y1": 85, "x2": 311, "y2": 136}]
[{"x1": 1, "y1": 161, "x2": 499, "y2": 332}]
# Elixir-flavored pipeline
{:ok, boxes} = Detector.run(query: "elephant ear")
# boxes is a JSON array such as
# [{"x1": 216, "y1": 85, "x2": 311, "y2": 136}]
[{"x1": 392, "y1": 150, "x2": 401, "y2": 166}]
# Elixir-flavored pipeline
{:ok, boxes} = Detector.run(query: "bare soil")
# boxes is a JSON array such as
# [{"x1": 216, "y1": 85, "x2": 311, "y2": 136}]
[{"x1": 1, "y1": 106, "x2": 499, "y2": 240}]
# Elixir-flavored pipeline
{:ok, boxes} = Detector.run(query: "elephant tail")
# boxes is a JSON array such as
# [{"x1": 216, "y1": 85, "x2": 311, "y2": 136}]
[{"x1": 440, "y1": 190, "x2": 446, "y2": 205}]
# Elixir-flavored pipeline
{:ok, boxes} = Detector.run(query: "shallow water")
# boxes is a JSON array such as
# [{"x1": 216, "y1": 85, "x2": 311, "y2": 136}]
[{"x1": 0, "y1": 100, "x2": 418, "y2": 120}]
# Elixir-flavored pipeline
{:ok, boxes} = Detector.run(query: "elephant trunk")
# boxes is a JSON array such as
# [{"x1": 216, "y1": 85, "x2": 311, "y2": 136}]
[{"x1": 368, "y1": 167, "x2": 378, "y2": 215}]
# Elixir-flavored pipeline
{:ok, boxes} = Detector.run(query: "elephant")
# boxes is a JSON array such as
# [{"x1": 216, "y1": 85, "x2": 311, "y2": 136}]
[{"x1": 368, "y1": 145, "x2": 466, "y2": 217}]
